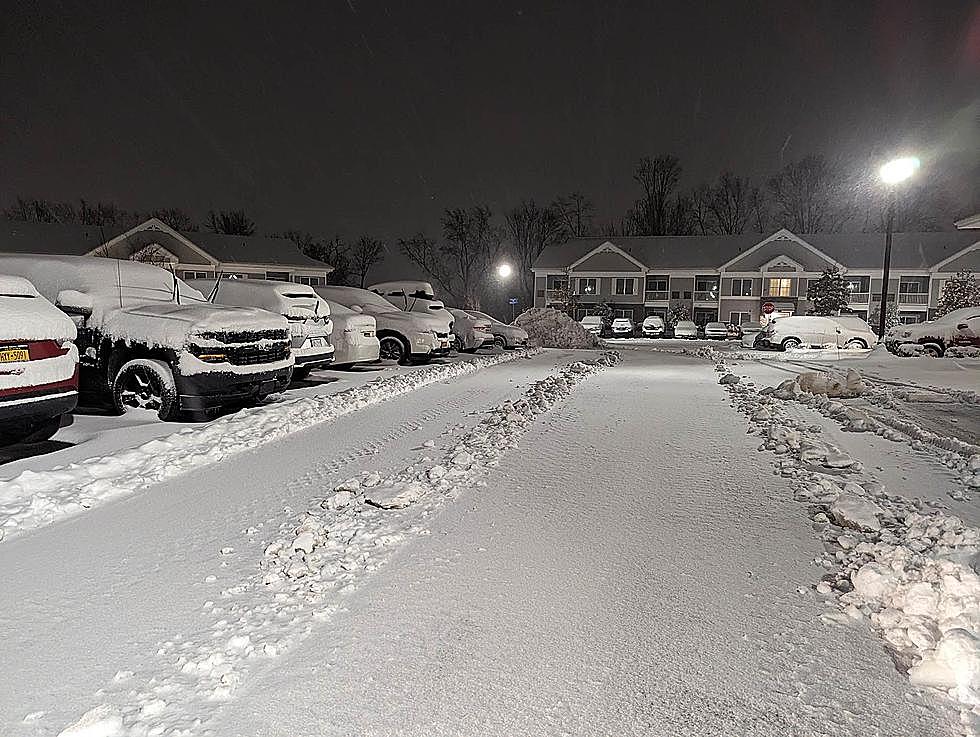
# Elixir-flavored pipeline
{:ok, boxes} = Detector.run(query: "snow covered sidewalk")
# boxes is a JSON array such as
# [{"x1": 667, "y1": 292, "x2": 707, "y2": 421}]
[{"x1": 211, "y1": 350, "x2": 959, "y2": 737}]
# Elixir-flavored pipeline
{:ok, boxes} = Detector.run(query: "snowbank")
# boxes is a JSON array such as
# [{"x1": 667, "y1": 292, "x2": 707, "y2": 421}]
[
  {"x1": 721, "y1": 364, "x2": 980, "y2": 728},
  {"x1": 514, "y1": 308, "x2": 600, "y2": 349},
  {"x1": 0, "y1": 348, "x2": 538, "y2": 541}
]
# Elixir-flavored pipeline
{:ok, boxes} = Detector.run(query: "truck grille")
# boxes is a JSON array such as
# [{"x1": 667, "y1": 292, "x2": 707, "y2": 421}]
[
  {"x1": 194, "y1": 328, "x2": 289, "y2": 344},
  {"x1": 222, "y1": 343, "x2": 290, "y2": 366}
]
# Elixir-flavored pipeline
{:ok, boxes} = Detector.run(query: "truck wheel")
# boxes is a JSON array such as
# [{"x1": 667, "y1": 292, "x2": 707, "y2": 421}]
[
  {"x1": 921, "y1": 343, "x2": 943, "y2": 358},
  {"x1": 781, "y1": 337, "x2": 802, "y2": 351},
  {"x1": 493, "y1": 335, "x2": 506, "y2": 349},
  {"x1": 112, "y1": 358, "x2": 178, "y2": 421}
]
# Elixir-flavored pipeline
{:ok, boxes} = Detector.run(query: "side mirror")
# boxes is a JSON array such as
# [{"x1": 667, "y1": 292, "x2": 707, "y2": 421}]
[
  {"x1": 350, "y1": 304, "x2": 363, "y2": 313},
  {"x1": 56, "y1": 289, "x2": 93, "y2": 318},
  {"x1": 956, "y1": 323, "x2": 968, "y2": 330}
]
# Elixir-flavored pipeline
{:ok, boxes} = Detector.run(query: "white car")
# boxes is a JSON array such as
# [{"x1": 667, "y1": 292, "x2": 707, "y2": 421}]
[
  {"x1": 610, "y1": 317, "x2": 635, "y2": 337},
  {"x1": 367, "y1": 280, "x2": 454, "y2": 331},
  {"x1": 447, "y1": 308, "x2": 493, "y2": 352},
  {"x1": 756, "y1": 315, "x2": 877, "y2": 351},
  {"x1": 0, "y1": 275, "x2": 79, "y2": 445},
  {"x1": 885, "y1": 307, "x2": 980, "y2": 357},
  {"x1": 703, "y1": 321, "x2": 729, "y2": 340},
  {"x1": 465, "y1": 309, "x2": 529, "y2": 349},
  {"x1": 187, "y1": 278, "x2": 334, "y2": 380},
  {"x1": 641, "y1": 315, "x2": 665, "y2": 337},
  {"x1": 673, "y1": 320, "x2": 698, "y2": 339},
  {"x1": 318, "y1": 299, "x2": 381, "y2": 367},
  {"x1": 315, "y1": 285, "x2": 451, "y2": 364},
  {"x1": 579, "y1": 315, "x2": 603, "y2": 335},
  {"x1": 739, "y1": 321, "x2": 764, "y2": 348}
]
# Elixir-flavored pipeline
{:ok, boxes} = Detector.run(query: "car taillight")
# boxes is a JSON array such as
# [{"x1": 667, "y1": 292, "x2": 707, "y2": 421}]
[{"x1": 28, "y1": 340, "x2": 71, "y2": 360}]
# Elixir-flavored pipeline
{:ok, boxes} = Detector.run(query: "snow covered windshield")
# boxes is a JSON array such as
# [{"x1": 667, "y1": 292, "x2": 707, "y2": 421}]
[{"x1": 316, "y1": 287, "x2": 399, "y2": 313}]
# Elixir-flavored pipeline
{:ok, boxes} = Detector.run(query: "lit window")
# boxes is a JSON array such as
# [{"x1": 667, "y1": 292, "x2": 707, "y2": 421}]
[{"x1": 766, "y1": 278, "x2": 793, "y2": 297}]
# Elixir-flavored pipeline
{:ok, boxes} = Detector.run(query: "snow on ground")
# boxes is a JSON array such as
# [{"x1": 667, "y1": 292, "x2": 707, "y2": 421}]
[
  {"x1": 716, "y1": 357, "x2": 979, "y2": 730},
  {"x1": 0, "y1": 349, "x2": 536, "y2": 541}
]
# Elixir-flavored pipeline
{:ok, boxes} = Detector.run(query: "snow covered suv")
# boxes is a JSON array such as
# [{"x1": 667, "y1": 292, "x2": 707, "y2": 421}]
[
  {"x1": 885, "y1": 307, "x2": 980, "y2": 357},
  {"x1": 0, "y1": 275, "x2": 79, "y2": 445},
  {"x1": 0, "y1": 255, "x2": 293, "y2": 420},
  {"x1": 610, "y1": 317, "x2": 635, "y2": 337}
]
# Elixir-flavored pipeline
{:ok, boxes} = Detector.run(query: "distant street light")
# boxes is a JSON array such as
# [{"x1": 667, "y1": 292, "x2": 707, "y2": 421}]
[
  {"x1": 876, "y1": 156, "x2": 919, "y2": 338},
  {"x1": 496, "y1": 262, "x2": 513, "y2": 279}
]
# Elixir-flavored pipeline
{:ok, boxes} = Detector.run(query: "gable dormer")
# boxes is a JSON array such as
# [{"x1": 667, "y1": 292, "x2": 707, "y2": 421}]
[
  {"x1": 569, "y1": 241, "x2": 646, "y2": 273},
  {"x1": 721, "y1": 229, "x2": 841, "y2": 274}
]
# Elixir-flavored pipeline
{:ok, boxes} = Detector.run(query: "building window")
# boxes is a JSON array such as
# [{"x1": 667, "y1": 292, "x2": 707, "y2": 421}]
[
  {"x1": 694, "y1": 276, "x2": 719, "y2": 293},
  {"x1": 645, "y1": 276, "x2": 668, "y2": 292},
  {"x1": 221, "y1": 272, "x2": 249, "y2": 280},
  {"x1": 671, "y1": 291, "x2": 681, "y2": 299},
  {"x1": 729, "y1": 311, "x2": 752, "y2": 325},
  {"x1": 765, "y1": 278, "x2": 793, "y2": 297},
  {"x1": 614, "y1": 308, "x2": 633, "y2": 318},
  {"x1": 182, "y1": 270, "x2": 213, "y2": 280},
  {"x1": 683, "y1": 291, "x2": 692, "y2": 300},
  {"x1": 547, "y1": 276, "x2": 568, "y2": 290},
  {"x1": 845, "y1": 276, "x2": 870, "y2": 294},
  {"x1": 730, "y1": 278, "x2": 752, "y2": 296},
  {"x1": 293, "y1": 275, "x2": 323, "y2": 286},
  {"x1": 265, "y1": 271, "x2": 290, "y2": 281},
  {"x1": 898, "y1": 312, "x2": 925, "y2": 324},
  {"x1": 577, "y1": 278, "x2": 598, "y2": 295},
  {"x1": 614, "y1": 278, "x2": 635, "y2": 295}
]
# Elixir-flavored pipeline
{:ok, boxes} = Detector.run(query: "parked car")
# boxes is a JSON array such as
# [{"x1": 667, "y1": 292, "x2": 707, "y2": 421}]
[
  {"x1": 580, "y1": 315, "x2": 603, "y2": 335},
  {"x1": 0, "y1": 255, "x2": 293, "y2": 420},
  {"x1": 755, "y1": 315, "x2": 878, "y2": 351},
  {"x1": 465, "y1": 309, "x2": 529, "y2": 349},
  {"x1": 641, "y1": 315, "x2": 665, "y2": 338},
  {"x1": 703, "y1": 322, "x2": 729, "y2": 340},
  {"x1": 0, "y1": 275, "x2": 79, "y2": 445},
  {"x1": 447, "y1": 308, "x2": 493, "y2": 352},
  {"x1": 885, "y1": 307, "x2": 980, "y2": 357},
  {"x1": 610, "y1": 317, "x2": 635, "y2": 338},
  {"x1": 726, "y1": 323, "x2": 741, "y2": 340},
  {"x1": 367, "y1": 280, "x2": 454, "y2": 330},
  {"x1": 318, "y1": 299, "x2": 381, "y2": 367},
  {"x1": 315, "y1": 285, "x2": 451, "y2": 363},
  {"x1": 739, "y1": 321, "x2": 764, "y2": 348},
  {"x1": 673, "y1": 320, "x2": 698, "y2": 339},
  {"x1": 186, "y1": 278, "x2": 334, "y2": 380}
]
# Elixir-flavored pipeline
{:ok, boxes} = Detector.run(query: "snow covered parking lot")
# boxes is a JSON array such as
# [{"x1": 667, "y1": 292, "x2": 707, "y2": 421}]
[{"x1": 0, "y1": 346, "x2": 977, "y2": 736}]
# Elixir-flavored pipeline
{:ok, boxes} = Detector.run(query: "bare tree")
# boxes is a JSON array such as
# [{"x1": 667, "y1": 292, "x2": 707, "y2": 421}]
[
  {"x1": 349, "y1": 236, "x2": 386, "y2": 288},
  {"x1": 150, "y1": 208, "x2": 198, "y2": 232},
  {"x1": 706, "y1": 172, "x2": 752, "y2": 234},
  {"x1": 504, "y1": 200, "x2": 564, "y2": 299},
  {"x1": 551, "y1": 192, "x2": 595, "y2": 238},
  {"x1": 767, "y1": 154, "x2": 855, "y2": 232},
  {"x1": 277, "y1": 230, "x2": 350, "y2": 285},
  {"x1": 207, "y1": 209, "x2": 256, "y2": 236},
  {"x1": 4, "y1": 197, "x2": 73, "y2": 223},
  {"x1": 748, "y1": 186, "x2": 773, "y2": 233},
  {"x1": 626, "y1": 155, "x2": 695, "y2": 235},
  {"x1": 400, "y1": 205, "x2": 503, "y2": 309}
]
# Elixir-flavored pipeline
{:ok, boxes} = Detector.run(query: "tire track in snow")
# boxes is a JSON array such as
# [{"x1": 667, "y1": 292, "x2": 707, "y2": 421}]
[{"x1": 51, "y1": 353, "x2": 618, "y2": 737}]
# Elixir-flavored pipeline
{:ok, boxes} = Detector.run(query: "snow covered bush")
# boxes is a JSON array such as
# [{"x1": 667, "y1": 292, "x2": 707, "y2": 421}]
[
  {"x1": 806, "y1": 268, "x2": 850, "y2": 315},
  {"x1": 937, "y1": 270, "x2": 979, "y2": 317},
  {"x1": 514, "y1": 308, "x2": 600, "y2": 349}
]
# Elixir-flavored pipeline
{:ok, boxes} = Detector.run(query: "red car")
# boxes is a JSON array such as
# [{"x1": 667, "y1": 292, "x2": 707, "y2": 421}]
[{"x1": 0, "y1": 275, "x2": 79, "y2": 446}]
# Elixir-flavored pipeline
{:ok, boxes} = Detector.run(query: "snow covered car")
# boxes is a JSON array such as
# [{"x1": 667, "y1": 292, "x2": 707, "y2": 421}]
[
  {"x1": 703, "y1": 322, "x2": 729, "y2": 340},
  {"x1": 367, "y1": 280, "x2": 454, "y2": 331},
  {"x1": 446, "y1": 308, "x2": 493, "y2": 352},
  {"x1": 755, "y1": 315, "x2": 877, "y2": 351},
  {"x1": 0, "y1": 275, "x2": 79, "y2": 445},
  {"x1": 673, "y1": 320, "x2": 697, "y2": 339},
  {"x1": 610, "y1": 317, "x2": 635, "y2": 337},
  {"x1": 640, "y1": 315, "x2": 665, "y2": 337},
  {"x1": 318, "y1": 299, "x2": 381, "y2": 367},
  {"x1": 579, "y1": 315, "x2": 603, "y2": 335},
  {"x1": 0, "y1": 255, "x2": 293, "y2": 420},
  {"x1": 739, "y1": 321, "x2": 764, "y2": 348},
  {"x1": 884, "y1": 307, "x2": 980, "y2": 357},
  {"x1": 465, "y1": 309, "x2": 529, "y2": 349},
  {"x1": 315, "y1": 285, "x2": 451, "y2": 363},
  {"x1": 186, "y1": 278, "x2": 334, "y2": 380}
]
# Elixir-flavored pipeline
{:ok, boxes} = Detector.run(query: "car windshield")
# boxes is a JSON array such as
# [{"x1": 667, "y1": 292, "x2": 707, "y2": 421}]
[{"x1": 318, "y1": 287, "x2": 399, "y2": 313}]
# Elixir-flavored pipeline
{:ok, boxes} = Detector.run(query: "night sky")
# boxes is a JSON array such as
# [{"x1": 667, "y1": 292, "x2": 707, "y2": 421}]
[{"x1": 2, "y1": 0, "x2": 978, "y2": 239}]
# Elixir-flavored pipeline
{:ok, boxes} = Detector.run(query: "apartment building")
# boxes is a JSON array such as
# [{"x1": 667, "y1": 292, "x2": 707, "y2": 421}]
[{"x1": 532, "y1": 228, "x2": 980, "y2": 326}]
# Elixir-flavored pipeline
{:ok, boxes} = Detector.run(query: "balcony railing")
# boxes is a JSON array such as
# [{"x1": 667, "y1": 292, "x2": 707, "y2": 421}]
[
  {"x1": 545, "y1": 289, "x2": 566, "y2": 303},
  {"x1": 898, "y1": 293, "x2": 928, "y2": 305},
  {"x1": 644, "y1": 290, "x2": 669, "y2": 301},
  {"x1": 762, "y1": 290, "x2": 795, "y2": 298},
  {"x1": 693, "y1": 290, "x2": 719, "y2": 301},
  {"x1": 847, "y1": 292, "x2": 870, "y2": 303}
]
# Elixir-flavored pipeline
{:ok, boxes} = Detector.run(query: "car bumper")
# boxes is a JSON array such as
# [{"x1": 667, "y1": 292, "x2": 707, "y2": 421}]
[
  {"x1": 175, "y1": 366, "x2": 293, "y2": 412},
  {"x1": 335, "y1": 340, "x2": 381, "y2": 365},
  {"x1": 293, "y1": 345, "x2": 335, "y2": 368},
  {"x1": 0, "y1": 388, "x2": 78, "y2": 427}
]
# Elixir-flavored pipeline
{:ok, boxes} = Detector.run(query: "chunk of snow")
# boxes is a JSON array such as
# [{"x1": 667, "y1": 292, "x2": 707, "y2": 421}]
[
  {"x1": 831, "y1": 494, "x2": 883, "y2": 531},
  {"x1": 56, "y1": 705, "x2": 123, "y2": 737},
  {"x1": 513, "y1": 308, "x2": 600, "y2": 349}
]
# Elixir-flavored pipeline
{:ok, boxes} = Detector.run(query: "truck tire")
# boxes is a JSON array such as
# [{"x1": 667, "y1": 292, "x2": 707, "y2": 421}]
[{"x1": 112, "y1": 358, "x2": 179, "y2": 421}]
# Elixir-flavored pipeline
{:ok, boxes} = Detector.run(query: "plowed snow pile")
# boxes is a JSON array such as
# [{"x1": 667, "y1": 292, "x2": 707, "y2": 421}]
[{"x1": 514, "y1": 308, "x2": 600, "y2": 349}]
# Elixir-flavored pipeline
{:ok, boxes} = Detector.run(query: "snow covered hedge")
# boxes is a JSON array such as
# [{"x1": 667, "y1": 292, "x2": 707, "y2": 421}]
[{"x1": 514, "y1": 308, "x2": 600, "y2": 349}]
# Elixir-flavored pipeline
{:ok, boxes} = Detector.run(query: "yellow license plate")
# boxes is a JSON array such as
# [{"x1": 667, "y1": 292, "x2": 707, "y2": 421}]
[{"x1": 0, "y1": 348, "x2": 29, "y2": 363}]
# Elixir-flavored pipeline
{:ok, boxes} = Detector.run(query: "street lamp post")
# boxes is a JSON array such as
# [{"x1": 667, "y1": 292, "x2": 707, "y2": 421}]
[{"x1": 876, "y1": 156, "x2": 919, "y2": 339}]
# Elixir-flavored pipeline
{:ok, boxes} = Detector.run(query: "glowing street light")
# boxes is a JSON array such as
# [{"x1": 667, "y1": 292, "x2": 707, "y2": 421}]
[
  {"x1": 876, "y1": 156, "x2": 919, "y2": 338},
  {"x1": 496, "y1": 262, "x2": 513, "y2": 279}
]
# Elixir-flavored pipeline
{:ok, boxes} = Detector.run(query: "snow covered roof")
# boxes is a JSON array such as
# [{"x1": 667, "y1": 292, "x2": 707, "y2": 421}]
[
  {"x1": 533, "y1": 231, "x2": 980, "y2": 272},
  {"x1": 0, "y1": 219, "x2": 331, "y2": 271}
]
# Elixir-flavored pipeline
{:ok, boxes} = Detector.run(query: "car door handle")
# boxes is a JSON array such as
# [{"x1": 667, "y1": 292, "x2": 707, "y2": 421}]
[{"x1": 957, "y1": 323, "x2": 968, "y2": 330}]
